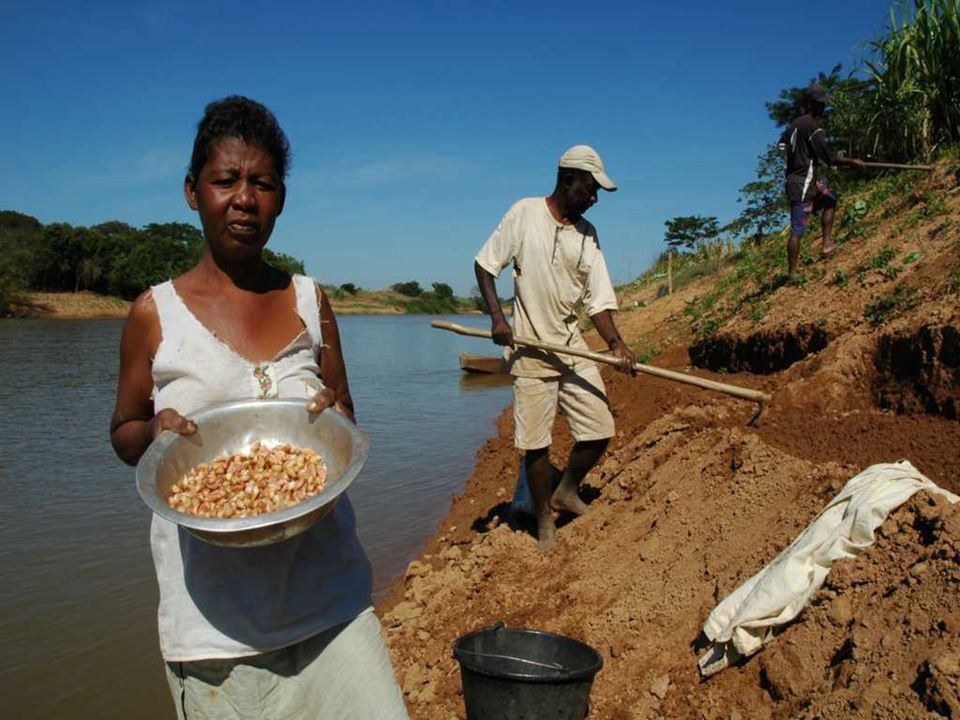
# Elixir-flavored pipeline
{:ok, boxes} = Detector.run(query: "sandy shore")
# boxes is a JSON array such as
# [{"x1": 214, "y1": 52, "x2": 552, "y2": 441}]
[{"x1": 4, "y1": 292, "x2": 131, "y2": 319}]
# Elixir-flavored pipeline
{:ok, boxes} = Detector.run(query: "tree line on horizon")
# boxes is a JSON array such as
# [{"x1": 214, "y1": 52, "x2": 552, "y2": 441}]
[
  {"x1": 0, "y1": 212, "x2": 305, "y2": 312},
  {"x1": 331, "y1": 278, "x2": 487, "y2": 314},
  {"x1": 657, "y1": 0, "x2": 959, "y2": 292},
  {"x1": 0, "y1": 210, "x2": 487, "y2": 316}
]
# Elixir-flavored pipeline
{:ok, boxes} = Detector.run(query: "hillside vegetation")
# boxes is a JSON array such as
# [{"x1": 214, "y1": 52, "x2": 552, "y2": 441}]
[{"x1": 618, "y1": 148, "x2": 960, "y2": 352}]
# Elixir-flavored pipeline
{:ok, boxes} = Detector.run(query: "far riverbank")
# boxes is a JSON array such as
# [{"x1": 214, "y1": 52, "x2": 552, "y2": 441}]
[
  {"x1": 5, "y1": 292, "x2": 131, "y2": 319},
  {"x1": 4, "y1": 291, "x2": 498, "y2": 320}
]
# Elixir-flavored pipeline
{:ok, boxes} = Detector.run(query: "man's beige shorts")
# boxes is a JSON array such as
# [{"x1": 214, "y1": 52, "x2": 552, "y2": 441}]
[{"x1": 513, "y1": 365, "x2": 615, "y2": 449}]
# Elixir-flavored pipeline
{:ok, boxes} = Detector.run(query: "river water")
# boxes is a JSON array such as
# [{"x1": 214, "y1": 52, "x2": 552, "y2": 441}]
[{"x1": 0, "y1": 314, "x2": 512, "y2": 719}]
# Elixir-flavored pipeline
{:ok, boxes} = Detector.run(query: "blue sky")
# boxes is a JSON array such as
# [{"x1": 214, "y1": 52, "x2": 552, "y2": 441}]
[{"x1": 2, "y1": 1, "x2": 891, "y2": 294}]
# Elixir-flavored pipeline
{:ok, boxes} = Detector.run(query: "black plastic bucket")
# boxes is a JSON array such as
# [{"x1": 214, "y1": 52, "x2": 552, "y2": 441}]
[{"x1": 452, "y1": 624, "x2": 603, "y2": 719}]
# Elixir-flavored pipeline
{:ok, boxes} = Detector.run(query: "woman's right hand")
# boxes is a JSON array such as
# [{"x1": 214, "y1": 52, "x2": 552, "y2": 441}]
[{"x1": 149, "y1": 409, "x2": 197, "y2": 439}]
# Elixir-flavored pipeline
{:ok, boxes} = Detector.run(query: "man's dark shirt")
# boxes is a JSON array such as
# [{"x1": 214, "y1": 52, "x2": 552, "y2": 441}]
[{"x1": 778, "y1": 114, "x2": 836, "y2": 202}]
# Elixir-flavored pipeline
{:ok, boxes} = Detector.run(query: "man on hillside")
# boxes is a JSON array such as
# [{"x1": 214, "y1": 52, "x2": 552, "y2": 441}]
[
  {"x1": 474, "y1": 145, "x2": 635, "y2": 551},
  {"x1": 779, "y1": 84, "x2": 864, "y2": 282}
]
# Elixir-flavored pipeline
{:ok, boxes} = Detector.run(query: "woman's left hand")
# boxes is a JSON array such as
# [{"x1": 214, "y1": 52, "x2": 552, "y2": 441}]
[
  {"x1": 308, "y1": 387, "x2": 338, "y2": 414},
  {"x1": 307, "y1": 387, "x2": 356, "y2": 423}
]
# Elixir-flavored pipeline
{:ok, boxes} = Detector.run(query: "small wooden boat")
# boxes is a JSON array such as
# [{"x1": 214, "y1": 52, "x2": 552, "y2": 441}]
[{"x1": 459, "y1": 353, "x2": 507, "y2": 375}]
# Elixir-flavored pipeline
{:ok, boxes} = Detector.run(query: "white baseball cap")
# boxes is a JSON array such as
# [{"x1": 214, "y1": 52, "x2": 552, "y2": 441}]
[{"x1": 558, "y1": 145, "x2": 617, "y2": 191}]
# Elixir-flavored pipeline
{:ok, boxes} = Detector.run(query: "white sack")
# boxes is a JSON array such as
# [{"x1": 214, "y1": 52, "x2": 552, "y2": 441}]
[{"x1": 698, "y1": 460, "x2": 958, "y2": 677}]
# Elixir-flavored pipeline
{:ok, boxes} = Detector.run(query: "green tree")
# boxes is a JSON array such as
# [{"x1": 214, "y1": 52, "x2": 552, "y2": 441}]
[
  {"x1": 107, "y1": 233, "x2": 195, "y2": 298},
  {"x1": 431, "y1": 282, "x2": 454, "y2": 298},
  {"x1": 664, "y1": 215, "x2": 720, "y2": 253},
  {"x1": 726, "y1": 145, "x2": 787, "y2": 244},
  {"x1": 0, "y1": 211, "x2": 43, "y2": 311},
  {"x1": 469, "y1": 286, "x2": 484, "y2": 312},
  {"x1": 142, "y1": 222, "x2": 204, "y2": 245},
  {"x1": 264, "y1": 249, "x2": 305, "y2": 276},
  {"x1": 93, "y1": 220, "x2": 135, "y2": 237},
  {"x1": 391, "y1": 280, "x2": 423, "y2": 297},
  {"x1": 41, "y1": 224, "x2": 85, "y2": 291},
  {"x1": 0, "y1": 212, "x2": 312, "y2": 307},
  {"x1": 663, "y1": 215, "x2": 719, "y2": 294}
]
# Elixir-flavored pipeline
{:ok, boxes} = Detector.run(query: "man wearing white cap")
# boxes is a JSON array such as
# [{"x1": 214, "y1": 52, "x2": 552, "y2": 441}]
[{"x1": 474, "y1": 145, "x2": 635, "y2": 551}]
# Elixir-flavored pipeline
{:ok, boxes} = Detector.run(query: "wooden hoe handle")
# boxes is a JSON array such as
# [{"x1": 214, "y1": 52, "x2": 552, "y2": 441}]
[
  {"x1": 860, "y1": 161, "x2": 935, "y2": 171},
  {"x1": 431, "y1": 320, "x2": 771, "y2": 406}
]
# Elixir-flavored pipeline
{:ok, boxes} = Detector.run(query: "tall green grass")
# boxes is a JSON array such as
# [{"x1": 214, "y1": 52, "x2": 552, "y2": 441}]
[{"x1": 838, "y1": 0, "x2": 960, "y2": 162}]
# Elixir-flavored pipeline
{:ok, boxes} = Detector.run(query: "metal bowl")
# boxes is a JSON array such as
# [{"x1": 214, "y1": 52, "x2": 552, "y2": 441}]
[{"x1": 136, "y1": 399, "x2": 369, "y2": 548}]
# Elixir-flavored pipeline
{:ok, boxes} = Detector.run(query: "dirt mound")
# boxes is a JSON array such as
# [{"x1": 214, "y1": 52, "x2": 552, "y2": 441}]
[
  {"x1": 382, "y1": 398, "x2": 959, "y2": 718},
  {"x1": 381, "y1": 161, "x2": 960, "y2": 718},
  {"x1": 381, "y1": 344, "x2": 960, "y2": 717},
  {"x1": 728, "y1": 494, "x2": 960, "y2": 720}
]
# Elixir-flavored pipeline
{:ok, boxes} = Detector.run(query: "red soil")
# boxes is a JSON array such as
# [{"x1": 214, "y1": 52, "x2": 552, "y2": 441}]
[{"x1": 380, "y1": 166, "x2": 960, "y2": 718}]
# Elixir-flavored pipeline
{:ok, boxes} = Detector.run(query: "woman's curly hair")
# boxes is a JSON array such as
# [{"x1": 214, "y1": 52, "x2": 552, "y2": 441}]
[{"x1": 189, "y1": 96, "x2": 292, "y2": 182}]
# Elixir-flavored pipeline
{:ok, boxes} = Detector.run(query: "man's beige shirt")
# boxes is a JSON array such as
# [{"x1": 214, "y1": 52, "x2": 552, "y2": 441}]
[{"x1": 475, "y1": 197, "x2": 619, "y2": 378}]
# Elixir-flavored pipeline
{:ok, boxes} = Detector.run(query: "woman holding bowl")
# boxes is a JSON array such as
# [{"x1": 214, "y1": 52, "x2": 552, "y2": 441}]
[{"x1": 110, "y1": 96, "x2": 408, "y2": 719}]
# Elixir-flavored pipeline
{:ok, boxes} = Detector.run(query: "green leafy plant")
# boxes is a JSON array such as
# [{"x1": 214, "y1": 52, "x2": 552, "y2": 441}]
[
  {"x1": 849, "y1": 199, "x2": 869, "y2": 221},
  {"x1": 694, "y1": 315, "x2": 722, "y2": 338},
  {"x1": 746, "y1": 300, "x2": 771, "y2": 323},
  {"x1": 903, "y1": 191, "x2": 949, "y2": 227},
  {"x1": 860, "y1": 247, "x2": 902, "y2": 280},
  {"x1": 633, "y1": 344, "x2": 659, "y2": 364},
  {"x1": 872, "y1": 173, "x2": 918, "y2": 216},
  {"x1": 835, "y1": 198, "x2": 876, "y2": 243},
  {"x1": 864, "y1": 286, "x2": 919, "y2": 326},
  {"x1": 863, "y1": 248, "x2": 897, "y2": 269}
]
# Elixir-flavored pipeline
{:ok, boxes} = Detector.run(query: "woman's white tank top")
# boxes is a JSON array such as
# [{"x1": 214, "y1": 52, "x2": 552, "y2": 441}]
[{"x1": 148, "y1": 275, "x2": 372, "y2": 661}]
